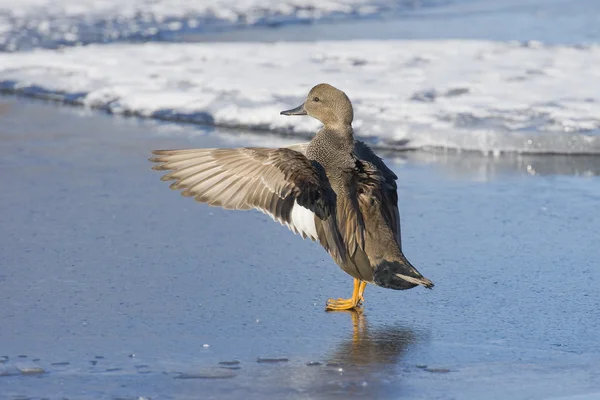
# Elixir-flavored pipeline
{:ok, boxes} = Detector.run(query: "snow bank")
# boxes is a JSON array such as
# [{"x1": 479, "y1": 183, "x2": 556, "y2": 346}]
[{"x1": 2, "y1": 39, "x2": 600, "y2": 153}]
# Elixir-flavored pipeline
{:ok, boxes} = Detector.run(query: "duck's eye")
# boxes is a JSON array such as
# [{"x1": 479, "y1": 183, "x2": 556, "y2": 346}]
[{"x1": 313, "y1": 97, "x2": 320, "y2": 102}]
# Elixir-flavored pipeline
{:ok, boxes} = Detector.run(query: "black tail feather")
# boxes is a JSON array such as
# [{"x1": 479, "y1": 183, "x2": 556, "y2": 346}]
[{"x1": 373, "y1": 255, "x2": 434, "y2": 290}]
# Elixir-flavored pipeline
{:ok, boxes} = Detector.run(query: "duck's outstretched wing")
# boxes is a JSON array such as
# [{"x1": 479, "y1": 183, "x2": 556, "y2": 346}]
[
  {"x1": 286, "y1": 142, "x2": 309, "y2": 154},
  {"x1": 150, "y1": 147, "x2": 345, "y2": 262}
]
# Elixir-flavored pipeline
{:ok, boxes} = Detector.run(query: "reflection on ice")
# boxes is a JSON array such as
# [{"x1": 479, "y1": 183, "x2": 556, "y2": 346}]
[
  {"x1": 284, "y1": 311, "x2": 421, "y2": 399},
  {"x1": 394, "y1": 151, "x2": 600, "y2": 180},
  {"x1": 327, "y1": 310, "x2": 416, "y2": 368}
]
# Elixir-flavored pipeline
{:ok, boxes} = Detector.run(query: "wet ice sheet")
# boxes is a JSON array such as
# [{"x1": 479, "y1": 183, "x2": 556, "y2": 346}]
[
  {"x1": 1, "y1": 99, "x2": 600, "y2": 399},
  {"x1": 2, "y1": 40, "x2": 600, "y2": 154}
]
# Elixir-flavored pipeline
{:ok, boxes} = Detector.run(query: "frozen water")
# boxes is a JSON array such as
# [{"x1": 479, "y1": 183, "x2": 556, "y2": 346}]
[{"x1": 1, "y1": 99, "x2": 600, "y2": 399}]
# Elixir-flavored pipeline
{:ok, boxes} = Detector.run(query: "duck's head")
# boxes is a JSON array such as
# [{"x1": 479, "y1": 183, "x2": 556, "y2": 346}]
[{"x1": 280, "y1": 83, "x2": 353, "y2": 127}]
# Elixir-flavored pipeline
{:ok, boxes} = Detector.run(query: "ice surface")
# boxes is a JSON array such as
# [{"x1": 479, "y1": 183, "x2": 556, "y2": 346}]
[
  {"x1": 0, "y1": 0, "x2": 445, "y2": 51},
  {"x1": 2, "y1": 40, "x2": 600, "y2": 154},
  {"x1": 2, "y1": 99, "x2": 600, "y2": 399}
]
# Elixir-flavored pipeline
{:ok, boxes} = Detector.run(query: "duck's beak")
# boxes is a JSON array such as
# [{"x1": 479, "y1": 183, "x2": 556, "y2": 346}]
[{"x1": 280, "y1": 104, "x2": 307, "y2": 116}]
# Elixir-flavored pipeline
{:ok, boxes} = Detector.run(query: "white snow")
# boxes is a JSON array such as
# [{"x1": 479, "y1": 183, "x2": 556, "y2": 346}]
[
  {"x1": 0, "y1": 0, "x2": 437, "y2": 50},
  {"x1": 1, "y1": 39, "x2": 600, "y2": 154}
]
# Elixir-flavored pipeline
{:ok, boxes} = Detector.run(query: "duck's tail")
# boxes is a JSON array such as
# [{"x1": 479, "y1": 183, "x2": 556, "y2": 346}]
[{"x1": 373, "y1": 253, "x2": 434, "y2": 290}]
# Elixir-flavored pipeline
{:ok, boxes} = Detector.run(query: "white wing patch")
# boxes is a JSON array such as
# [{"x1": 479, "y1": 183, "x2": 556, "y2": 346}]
[
  {"x1": 289, "y1": 201, "x2": 318, "y2": 241},
  {"x1": 257, "y1": 201, "x2": 319, "y2": 242}
]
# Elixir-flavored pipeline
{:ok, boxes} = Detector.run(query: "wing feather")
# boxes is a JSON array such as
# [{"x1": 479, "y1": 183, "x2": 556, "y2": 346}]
[{"x1": 150, "y1": 147, "x2": 341, "y2": 261}]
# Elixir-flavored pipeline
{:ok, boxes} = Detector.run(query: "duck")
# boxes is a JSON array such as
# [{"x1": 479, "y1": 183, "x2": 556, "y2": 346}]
[{"x1": 150, "y1": 83, "x2": 434, "y2": 311}]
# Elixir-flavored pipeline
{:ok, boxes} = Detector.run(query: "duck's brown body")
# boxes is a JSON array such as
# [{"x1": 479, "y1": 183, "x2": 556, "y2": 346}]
[{"x1": 151, "y1": 83, "x2": 433, "y2": 311}]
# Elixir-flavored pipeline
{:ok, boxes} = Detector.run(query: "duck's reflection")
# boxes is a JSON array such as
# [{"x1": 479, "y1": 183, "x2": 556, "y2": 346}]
[
  {"x1": 328, "y1": 309, "x2": 416, "y2": 367},
  {"x1": 299, "y1": 310, "x2": 421, "y2": 399},
  {"x1": 215, "y1": 311, "x2": 421, "y2": 399}
]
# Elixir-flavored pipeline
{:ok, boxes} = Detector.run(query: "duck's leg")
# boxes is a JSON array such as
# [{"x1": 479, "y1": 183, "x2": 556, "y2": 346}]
[
  {"x1": 358, "y1": 280, "x2": 367, "y2": 304},
  {"x1": 325, "y1": 279, "x2": 367, "y2": 311}
]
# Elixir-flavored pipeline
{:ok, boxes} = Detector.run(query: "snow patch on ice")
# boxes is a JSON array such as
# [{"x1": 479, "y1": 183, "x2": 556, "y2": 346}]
[
  {"x1": 1, "y1": 39, "x2": 600, "y2": 154},
  {"x1": 0, "y1": 0, "x2": 446, "y2": 51}
]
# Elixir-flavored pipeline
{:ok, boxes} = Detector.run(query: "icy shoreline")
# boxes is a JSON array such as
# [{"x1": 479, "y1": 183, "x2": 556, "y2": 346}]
[
  {"x1": 2, "y1": 39, "x2": 600, "y2": 154},
  {"x1": 0, "y1": 0, "x2": 447, "y2": 51}
]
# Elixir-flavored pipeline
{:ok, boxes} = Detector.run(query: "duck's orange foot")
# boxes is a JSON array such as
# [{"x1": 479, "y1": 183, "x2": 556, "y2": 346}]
[
  {"x1": 325, "y1": 279, "x2": 367, "y2": 312},
  {"x1": 325, "y1": 297, "x2": 362, "y2": 311}
]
